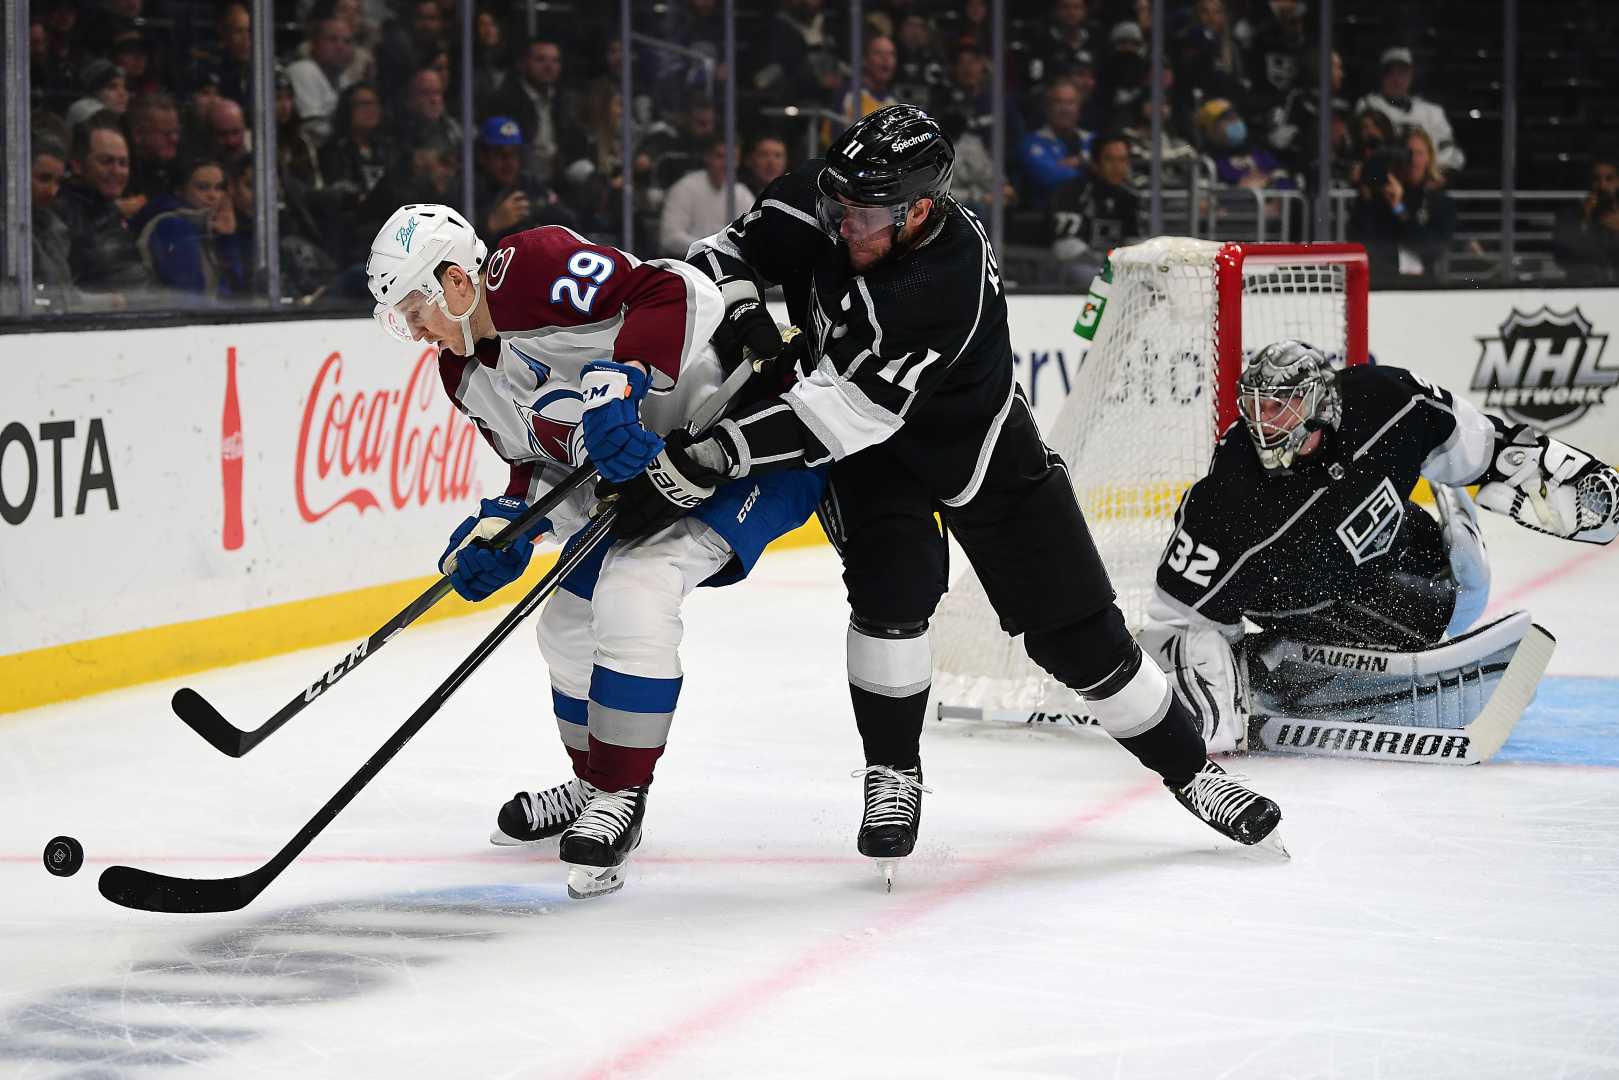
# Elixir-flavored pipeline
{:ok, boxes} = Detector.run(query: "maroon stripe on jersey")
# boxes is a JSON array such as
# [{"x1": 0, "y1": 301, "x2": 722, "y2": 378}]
[{"x1": 613, "y1": 264, "x2": 695, "y2": 382}]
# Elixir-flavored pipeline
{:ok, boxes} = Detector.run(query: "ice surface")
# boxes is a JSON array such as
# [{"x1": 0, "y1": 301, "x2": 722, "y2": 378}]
[{"x1": 2, "y1": 515, "x2": 1616, "y2": 1079}]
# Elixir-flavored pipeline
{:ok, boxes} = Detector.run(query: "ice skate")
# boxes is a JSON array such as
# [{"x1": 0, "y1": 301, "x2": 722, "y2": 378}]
[
  {"x1": 1170, "y1": 760, "x2": 1287, "y2": 855},
  {"x1": 559, "y1": 784, "x2": 648, "y2": 899},
  {"x1": 852, "y1": 765, "x2": 931, "y2": 891},
  {"x1": 489, "y1": 778, "x2": 594, "y2": 846}
]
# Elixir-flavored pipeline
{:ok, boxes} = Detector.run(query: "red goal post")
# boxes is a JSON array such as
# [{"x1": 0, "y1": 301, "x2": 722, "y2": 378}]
[{"x1": 930, "y1": 238, "x2": 1371, "y2": 719}]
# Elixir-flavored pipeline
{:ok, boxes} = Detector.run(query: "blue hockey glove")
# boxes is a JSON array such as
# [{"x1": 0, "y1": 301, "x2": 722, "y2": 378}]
[
  {"x1": 579, "y1": 360, "x2": 665, "y2": 483},
  {"x1": 439, "y1": 497, "x2": 551, "y2": 602}
]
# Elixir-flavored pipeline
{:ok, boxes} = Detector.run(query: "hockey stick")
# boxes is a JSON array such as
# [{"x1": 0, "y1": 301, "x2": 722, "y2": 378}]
[
  {"x1": 172, "y1": 463, "x2": 599, "y2": 758},
  {"x1": 102, "y1": 357, "x2": 764, "y2": 912},
  {"x1": 99, "y1": 508, "x2": 619, "y2": 913}
]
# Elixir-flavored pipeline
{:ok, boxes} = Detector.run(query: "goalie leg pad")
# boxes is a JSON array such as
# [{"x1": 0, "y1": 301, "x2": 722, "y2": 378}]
[{"x1": 1434, "y1": 484, "x2": 1491, "y2": 636}]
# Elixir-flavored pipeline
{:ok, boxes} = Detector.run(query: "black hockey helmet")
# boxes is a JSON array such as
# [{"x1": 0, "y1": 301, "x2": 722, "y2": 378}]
[
  {"x1": 1236, "y1": 339, "x2": 1344, "y2": 471},
  {"x1": 816, "y1": 104, "x2": 954, "y2": 238}
]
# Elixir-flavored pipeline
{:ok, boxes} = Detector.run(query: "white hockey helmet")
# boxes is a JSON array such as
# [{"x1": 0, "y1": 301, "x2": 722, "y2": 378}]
[{"x1": 367, "y1": 203, "x2": 488, "y2": 354}]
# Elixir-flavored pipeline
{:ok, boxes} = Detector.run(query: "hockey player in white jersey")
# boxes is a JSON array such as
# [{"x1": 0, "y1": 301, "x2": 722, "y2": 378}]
[
  {"x1": 366, "y1": 205, "x2": 824, "y2": 897},
  {"x1": 1141, "y1": 340, "x2": 1617, "y2": 756}
]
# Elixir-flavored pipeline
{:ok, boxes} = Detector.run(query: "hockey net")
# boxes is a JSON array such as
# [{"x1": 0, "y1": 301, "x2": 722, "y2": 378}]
[{"x1": 932, "y1": 237, "x2": 1369, "y2": 719}]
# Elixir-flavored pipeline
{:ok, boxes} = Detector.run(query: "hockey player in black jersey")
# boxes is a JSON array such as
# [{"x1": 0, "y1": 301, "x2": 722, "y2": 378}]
[
  {"x1": 1141, "y1": 339, "x2": 1619, "y2": 753},
  {"x1": 603, "y1": 103, "x2": 1286, "y2": 873}
]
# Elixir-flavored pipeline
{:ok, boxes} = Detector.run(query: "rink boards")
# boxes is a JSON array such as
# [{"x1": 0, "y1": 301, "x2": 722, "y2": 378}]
[{"x1": 3, "y1": 287, "x2": 1616, "y2": 711}]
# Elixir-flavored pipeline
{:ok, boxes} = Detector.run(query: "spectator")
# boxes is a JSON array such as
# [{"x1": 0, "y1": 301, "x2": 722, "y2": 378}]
[
  {"x1": 52, "y1": 119, "x2": 154, "y2": 298},
  {"x1": 1350, "y1": 123, "x2": 1456, "y2": 283},
  {"x1": 110, "y1": 31, "x2": 158, "y2": 97},
  {"x1": 127, "y1": 92, "x2": 182, "y2": 202},
  {"x1": 1346, "y1": 107, "x2": 1396, "y2": 189},
  {"x1": 360, "y1": 135, "x2": 459, "y2": 239},
  {"x1": 739, "y1": 133, "x2": 789, "y2": 196},
  {"x1": 1101, "y1": 19, "x2": 1147, "y2": 121},
  {"x1": 1267, "y1": 49, "x2": 1351, "y2": 181},
  {"x1": 31, "y1": 139, "x2": 83, "y2": 308},
  {"x1": 286, "y1": 11, "x2": 358, "y2": 146},
  {"x1": 277, "y1": 71, "x2": 324, "y2": 190},
  {"x1": 473, "y1": 6, "x2": 511, "y2": 105},
  {"x1": 893, "y1": 15, "x2": 945, "y2": 104},
  {"x1": 658, "y1": 137, "x2": 752, "y2": 257},
  {"x1": 1245, "y1": 0, "x2": 1307, "y2": 115},
  {"x1": 37, "y1": 0, "x2": 87, "y2": 113},
  {"x1": 838, "y1": 34, "x2": 900, "y2": 122},
  {"x1": 1198, "y1": 98, "x2": 1295, "y2": 191},
  {"x1": 66, "y1": 60, "x2": 129, "y2": 130},
  {"x1": 319, "y1": 82, "x2": 396, "y2": 200},
  {"x1": 395, "y1": 68, "x2": 463, "y2": 154},
  {"x1": 1049, "y1": 132, "x2": 1140, "y2": 282},
  {"x1": 1174, "y1": 0, "x2": 1247, "y2": 121},
  {"x1": 657, "y1": 0, "x2": 724, "y2": 101},
  {"x1": 1122, "y1": 89, "x2": 1199, "y2": 189},
  {"x1": 1018, "y1": 77, "x2": 1092, "y2": 207},
  {"x1": 486, "y1": 38, "x2": 581, "y2": 184},
  {"x1": 1354, "y1": 47, "x2": 1464, "y2": 173},
  {"x1": 1027, "y1": 0, "x2": 1097, "y2": 93},
  {"x1": 561, "y1": 83, "x2": 635, "y2": 233},
  {"x1": 136, "y1": 157, "x2": 250, "y2": 298},
  {"x1": 204, "y1": 3, "x2": 254, "y2": 107},
  {"x1": 756, "y1": 0, "x2": 842, "y2": 106},
  {"x1": 953, "y1": 0, "x2": 990, "y2": 54},
  {"x1": 939, "y1": 109, "x2": 1010, "y2": 221},
  {"x1": 473, "y1": 115, "x2": 575, "y2": 242},
  {"x1": 377, "y1": 0, "x2": 444, "y2": 97},
  {"x1": 295, "y1": 0, "x2": 376, "y2": 88},
  {"x1": 1553, "y1": 155, "x2": 1619, "y2": 283},
  {"x1": 203, "y1": 96, "x2": 251, "y2": 168},
  {"x1": 646, "y1": 96, "x2": 720, "y2": 189}
]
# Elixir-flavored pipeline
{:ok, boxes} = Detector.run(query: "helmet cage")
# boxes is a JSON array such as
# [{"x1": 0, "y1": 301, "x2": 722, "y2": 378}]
[{"x1": 1235, "y1": 340, "x2": 1340, "y2": 471}]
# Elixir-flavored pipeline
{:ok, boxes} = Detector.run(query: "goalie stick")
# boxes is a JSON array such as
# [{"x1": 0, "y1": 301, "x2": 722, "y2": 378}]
[
  {"x1": 171, "y1": 463, "x2": 596, "y2": 758},
  {"x1": 103, "y1": 355, "x2": 767, "y2": 913}
]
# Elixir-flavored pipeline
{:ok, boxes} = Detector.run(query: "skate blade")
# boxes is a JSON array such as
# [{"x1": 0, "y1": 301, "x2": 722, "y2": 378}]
[
  {"x1": 489, "y1": 828, "x2": 563, "y2": 847},
  {"x1": 566, "y1": 862, "x2": 629, "y2": 899},
  {"x1": 876, "y1": 859, "x2": 898, "y2": 892},
  {"x1": 1251, "y1": 828, "x2": 1291, "y2": 860}
]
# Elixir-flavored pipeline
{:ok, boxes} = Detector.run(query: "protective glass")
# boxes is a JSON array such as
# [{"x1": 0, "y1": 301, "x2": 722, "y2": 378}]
[
  {"x1": 1237, "y1": 384, "x2": 1319, "y2": 449},
  {"x1": 373, "y1": 288, "x2": 440, "y2": 344},
  {"x1": 816, "y1": 196, "x2": 902, "y2": 241}
]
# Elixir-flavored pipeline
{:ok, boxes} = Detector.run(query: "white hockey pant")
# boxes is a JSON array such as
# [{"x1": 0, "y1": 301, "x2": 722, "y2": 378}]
[{"x1": 536, "y1": 518, "x2": 735, "y2": 756}]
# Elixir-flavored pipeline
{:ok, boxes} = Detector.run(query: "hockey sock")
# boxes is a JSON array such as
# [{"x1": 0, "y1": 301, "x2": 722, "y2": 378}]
[
  {"x1": 583, "y1": 665, "x2": 680, "y2": 791},
  {"x1": 552, "y1": 689, "x2": 592, "y2": 778},
  {"x1": 847, "y1": 618, "x2": 932, "y2": 769}
]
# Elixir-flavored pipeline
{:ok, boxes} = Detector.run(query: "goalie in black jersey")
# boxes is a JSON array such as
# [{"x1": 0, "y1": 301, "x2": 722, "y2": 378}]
[
  {"x1": 1141, "y1": 340, "x2": 1619, "y2": 754},
  {"x1": 602, "y1": 103, "x2": 1286, "y2": 872}
]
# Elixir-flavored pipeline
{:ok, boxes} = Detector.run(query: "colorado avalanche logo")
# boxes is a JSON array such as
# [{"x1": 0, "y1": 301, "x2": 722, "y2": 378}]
[{"x1": 517, "y1": 387, "x2": 586, "y2": 466}]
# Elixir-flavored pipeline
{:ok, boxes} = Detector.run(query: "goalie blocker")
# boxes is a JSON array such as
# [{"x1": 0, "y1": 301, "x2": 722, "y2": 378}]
[{"x1": 940, "y1": 610, "x2": 1555, "y2": 765}]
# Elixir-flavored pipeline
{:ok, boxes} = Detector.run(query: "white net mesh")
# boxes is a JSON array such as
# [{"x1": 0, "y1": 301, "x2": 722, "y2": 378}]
[{"x1": 931, "y1": 237, "x2": 1357, "y2": 715}]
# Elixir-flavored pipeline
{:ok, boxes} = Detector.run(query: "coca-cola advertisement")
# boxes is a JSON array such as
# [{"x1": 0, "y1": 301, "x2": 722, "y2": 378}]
[{"x1": 294, "y1": 345, "x2": 481, "y2": 523}]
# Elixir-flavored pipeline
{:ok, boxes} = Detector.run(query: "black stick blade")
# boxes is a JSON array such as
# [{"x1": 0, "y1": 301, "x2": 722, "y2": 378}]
[
  {"x1": 98, "y1": 864, "x2": 262, "y2": 913},
  {"x1": 171, "y1": 688, "x2": 251, "y2": 757}
]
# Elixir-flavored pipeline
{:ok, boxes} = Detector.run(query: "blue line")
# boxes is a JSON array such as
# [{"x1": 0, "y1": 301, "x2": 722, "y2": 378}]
[{"x1": 1494, "y1": 676, "x2": 1619, "y2": 766}]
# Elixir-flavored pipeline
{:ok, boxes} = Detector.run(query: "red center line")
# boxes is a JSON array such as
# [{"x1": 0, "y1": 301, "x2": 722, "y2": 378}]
[{"x1": 568, "y1": 777, "x2": 1164, "y2": 1080}]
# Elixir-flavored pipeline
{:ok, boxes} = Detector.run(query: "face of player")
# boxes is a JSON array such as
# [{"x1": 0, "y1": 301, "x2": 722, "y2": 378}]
[
  {"x1": 382, "y1": 268, "x2": 478, "y2": 350},
  {"x1": 1240, "y1": 388, "x2": 1324, "y2": 460},
  {"x1": 824, "y1": 195, "x2": 932, "y2": 273}
]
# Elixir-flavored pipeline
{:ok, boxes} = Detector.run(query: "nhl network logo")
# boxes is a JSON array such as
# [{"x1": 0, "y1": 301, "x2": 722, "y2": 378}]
[{"x1": 1471, "y1": 306, "x2": 1616, "y2": 431}]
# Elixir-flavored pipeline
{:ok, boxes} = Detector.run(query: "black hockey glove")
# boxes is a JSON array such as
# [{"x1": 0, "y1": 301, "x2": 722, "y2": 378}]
[
  {"x1": 723, "y1": 299, "x2": 786, "y2": 367},
  {"x1": 603, "y1": 429, "x2": 732, "y2": 541}
]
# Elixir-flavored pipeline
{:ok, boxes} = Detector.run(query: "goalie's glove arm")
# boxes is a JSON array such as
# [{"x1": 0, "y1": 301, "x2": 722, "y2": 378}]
[{"x1": 1475, "y1": 414, "x2": 1619, "y2": 543}]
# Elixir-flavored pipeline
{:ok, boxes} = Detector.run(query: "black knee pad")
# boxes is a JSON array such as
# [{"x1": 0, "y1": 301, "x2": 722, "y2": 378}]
[{"x1": 1023, "y1": 604, "x2": 1136, "y2": 695}]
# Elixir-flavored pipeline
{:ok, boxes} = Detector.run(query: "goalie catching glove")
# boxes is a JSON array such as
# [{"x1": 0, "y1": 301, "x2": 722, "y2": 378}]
[
  {"x1": 440, "y1": 497, "x2": 551, "y2": 601},
  {"x1": 1476, "y1": 419, "x2": 1618, "y2": 544}
]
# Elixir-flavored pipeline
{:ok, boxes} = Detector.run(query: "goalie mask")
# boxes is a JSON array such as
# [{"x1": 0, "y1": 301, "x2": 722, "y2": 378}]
[
  {"x1": 1236, "y1": 340, "x2": 1343, "y2": 472},
  {"x1": 816, "y1": 104, "x2": 954, "y2": 244},
  {"x1": 367, "y1": 204, "x2": 488, "y2": 356}
]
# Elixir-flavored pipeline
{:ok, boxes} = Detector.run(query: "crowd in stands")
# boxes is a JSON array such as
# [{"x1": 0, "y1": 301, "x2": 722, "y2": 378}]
[{"x1": 22, "y1": 0, "x2": 1619, "y2": 313}]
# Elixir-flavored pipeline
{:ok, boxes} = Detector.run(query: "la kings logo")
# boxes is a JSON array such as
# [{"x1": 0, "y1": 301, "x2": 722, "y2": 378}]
[
  {"x1": 1471, "y1": 306, "x2": 1616, "y2": 431},
  {"x1": 1336, "y1": 477, "x2": 1403, "y2": 565}
]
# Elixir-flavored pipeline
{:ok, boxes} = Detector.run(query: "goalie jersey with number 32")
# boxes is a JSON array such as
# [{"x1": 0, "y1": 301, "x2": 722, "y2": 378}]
[{"x1": 1156, "y1": 364, "x2": 1497, "y2": 646}]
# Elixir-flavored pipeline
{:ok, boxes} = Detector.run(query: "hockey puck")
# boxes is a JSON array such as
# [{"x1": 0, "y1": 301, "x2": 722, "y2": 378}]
[{"x1": 43, "y1": 835, "x2": 84, "y2": 878}]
